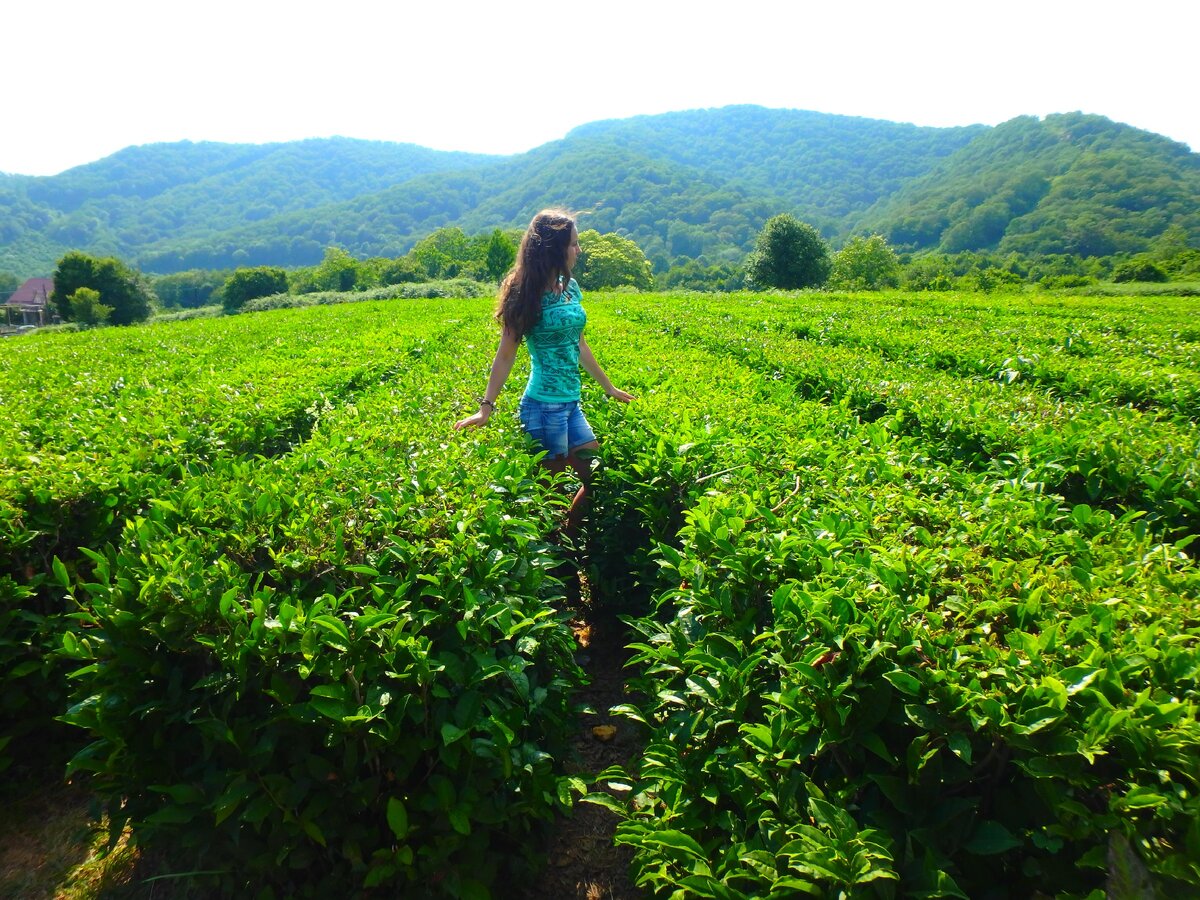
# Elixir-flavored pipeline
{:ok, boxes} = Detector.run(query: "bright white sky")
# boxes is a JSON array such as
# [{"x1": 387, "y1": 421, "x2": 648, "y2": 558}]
[{"x1": 2, "y1": 0, "x2": 1194, "y2": 176}]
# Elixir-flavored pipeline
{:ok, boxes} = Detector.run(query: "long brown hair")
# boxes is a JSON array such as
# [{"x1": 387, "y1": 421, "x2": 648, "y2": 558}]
[{"x1": 496, "y1": 208, "x2": 576, "y2": 338}]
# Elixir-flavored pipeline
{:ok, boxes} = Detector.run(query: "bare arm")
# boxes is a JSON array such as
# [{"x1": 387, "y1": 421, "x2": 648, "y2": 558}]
[
  {"x1": 453, "y1": 328, "x2": 521, "y2": 429},
  {"x1": 579, "y1": 335, "x2": 635, "y2": 402}
]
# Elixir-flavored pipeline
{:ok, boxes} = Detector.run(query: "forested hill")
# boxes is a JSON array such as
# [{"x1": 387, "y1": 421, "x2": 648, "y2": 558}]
[
  {"x1": 1, "y1": 106, "x2": 1196, "y2": 277},
  {"x1": 563, "y1": 107, "x2": 987, "y2": 224},
  {"x1": 0, "y1": 139, "x2": 499, "y2": 276},
  {"x1": 857, "y1": 113, "x2": 1200, "y2": 257}
]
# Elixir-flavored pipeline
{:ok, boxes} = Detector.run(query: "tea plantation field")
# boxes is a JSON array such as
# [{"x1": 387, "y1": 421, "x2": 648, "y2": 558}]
[{"x1": 1, "y1": 290, "x2": 1197, "y2": 898}]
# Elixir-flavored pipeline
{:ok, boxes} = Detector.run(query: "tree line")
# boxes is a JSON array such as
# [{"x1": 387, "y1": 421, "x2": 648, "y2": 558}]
[
  {"x1": 730, "y1": 217, "x2": 1200, "y2": 293},
  {"x1": 26, "y1": 215, "x2": 1200, "y2": 329},
  {"x1": 36, "y1": 225, "x2": 658, "y2": 325}
]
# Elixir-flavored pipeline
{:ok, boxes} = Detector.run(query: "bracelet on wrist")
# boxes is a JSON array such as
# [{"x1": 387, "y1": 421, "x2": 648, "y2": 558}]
[{"x1": 477, "y1": 397, "x2": 496, "y2": 412}]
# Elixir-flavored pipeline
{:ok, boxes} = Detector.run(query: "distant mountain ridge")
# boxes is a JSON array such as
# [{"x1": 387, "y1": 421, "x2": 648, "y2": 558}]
[
  {"x1": 857, "y1": 113, "x2": 1200, "y2": 257},
  {"x1": 564, "y1": 107, "x2": 987, "y2": 222},
  {"x1": 0, "y1": 106, "x2": 1195, "y2": 277},
  {"x1": 0, "y1": 139, "x2": 499, "y2": 275}
]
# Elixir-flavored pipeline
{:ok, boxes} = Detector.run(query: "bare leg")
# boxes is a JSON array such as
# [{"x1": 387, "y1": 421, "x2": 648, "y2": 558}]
[
  {"x1": 559, "y1": 482, "x2": 587, "y2": 540},
  {"x1": 539, "y1": 443, "x2": 599, "y2": 534},
  {"x1": 542, "y1": 442, "x2": 599, "y2": 605},
  {"x1": 561, "y1": 441, "x2": 599, "y2": 540}
]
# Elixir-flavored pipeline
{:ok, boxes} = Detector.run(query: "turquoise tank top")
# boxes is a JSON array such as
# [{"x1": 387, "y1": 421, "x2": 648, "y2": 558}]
[{"x1": 524, "y1": 278, "x2": 586, "y2": 402}]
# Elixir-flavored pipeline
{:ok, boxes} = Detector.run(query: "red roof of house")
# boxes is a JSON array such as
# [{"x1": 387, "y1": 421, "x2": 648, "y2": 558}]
[{"x1": 7, "y1": 278, "x2": 54, "y2": 307}]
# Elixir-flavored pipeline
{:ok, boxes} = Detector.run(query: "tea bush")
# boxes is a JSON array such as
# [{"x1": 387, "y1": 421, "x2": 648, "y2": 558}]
[
  {"x1": 578, "y1": 293, "x2": 1200, "y2": 897},
  {"x1": 64, "y1": 443, "x2": 581, "y2": 894},
  {"x1": 0, "y1": 300, "x2": 473, "y2": 777},
  {"x1": 57, "y1": 305, "x2": 587, "y2": 894},
  {"x1": 621, "y1": 294, "x2": 1200, "y2": 536}
]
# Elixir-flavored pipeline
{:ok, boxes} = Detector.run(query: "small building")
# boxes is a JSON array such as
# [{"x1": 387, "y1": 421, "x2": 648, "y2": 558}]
[{"x1": 3, "y1": 277, "x2": 57, "y2": 330}]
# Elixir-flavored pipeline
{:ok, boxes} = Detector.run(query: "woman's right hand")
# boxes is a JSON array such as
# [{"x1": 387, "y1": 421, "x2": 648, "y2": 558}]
[{"x1": 453, "y1": 409, "x2": 491, "y2": 430}]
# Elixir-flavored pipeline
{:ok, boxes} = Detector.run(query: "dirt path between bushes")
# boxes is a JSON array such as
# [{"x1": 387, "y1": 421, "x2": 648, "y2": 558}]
[{"x1": 523, "y1": 576, "x2": 643, "y2": 900}]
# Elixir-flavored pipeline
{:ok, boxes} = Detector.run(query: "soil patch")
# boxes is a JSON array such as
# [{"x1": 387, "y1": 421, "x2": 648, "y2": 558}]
[{"x1": 0, "y1": 783, "x2": 137, "y2": 899}]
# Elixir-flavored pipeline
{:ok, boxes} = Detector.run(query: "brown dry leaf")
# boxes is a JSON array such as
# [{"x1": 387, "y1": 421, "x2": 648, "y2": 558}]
[{"x1": 591, "y1": 725, "x2": 617, "y2": 742}]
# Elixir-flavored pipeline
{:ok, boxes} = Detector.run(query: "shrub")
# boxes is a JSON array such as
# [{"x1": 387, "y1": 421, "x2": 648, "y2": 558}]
[
  {"x1": 900, "y1": 257, "x2": 954, "y2": 291},
  {"x1": 239, "y1": 281, "x2": 492, "y2": 313},
  {"x1": 1161, "y1": 249, "x2": 1200, "y2": 279},
  {"x1": 577, "y1": 294, "x2": 1200, "y2": 897},
  {"x1": 380, "y1": 257, "x2": 425, "y2": 286},
  {"x1": 153, "y1": 269, "x2": 230, "y2": 309},
  {"x1": 1038, "y1": 274, "x2": 1095, "y2": 290},
  {"x1": 152, "y1": 305, "x2": 224, "y2": 323},
  {"x1": 397, "y1": 279, "x2": 491, "y2": 300},
  {"x1": 660, "y1": 260, "x2": 745, "y2": 292}
]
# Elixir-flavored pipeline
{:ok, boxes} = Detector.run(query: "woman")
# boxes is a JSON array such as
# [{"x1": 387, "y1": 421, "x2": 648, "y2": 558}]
[{"x1": 453, "y1": 209, "x2": 634, "y2": 537}]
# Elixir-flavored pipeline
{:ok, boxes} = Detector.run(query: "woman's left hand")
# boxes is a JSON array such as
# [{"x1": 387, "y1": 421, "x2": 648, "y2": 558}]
[{"x1": 606, "y1": 387, "x2": 636, "y2": 403}]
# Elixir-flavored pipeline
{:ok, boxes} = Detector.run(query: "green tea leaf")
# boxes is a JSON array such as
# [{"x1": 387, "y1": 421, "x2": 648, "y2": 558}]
[
  {"x1": 386, "y1": 797, "x2": 409, "y2": 839},
  {"x1": 301, "y1": 819, "x2": 326, "y2": 847},
  {"x1": 449, "y1": 808, "x2": 471, "y2": 835},
  {"x1": 883, "y1": 669, "x2": 922, "y2": 696},
  {"x1": 644, "y1": 830, "x2": 706, "y2": 860},
  {"x1": 441, "y1": 722, "x2": 468, "y2": 745},
  {"x1": 964, "y1": 820, "x2": 1021, "y2": 855},
  {"x1": 1116, "y1": 785, "x2": 1168, "y2": 810},
  {"x1": 52, "y1": 556, "x2": 70, "y2": 589}
]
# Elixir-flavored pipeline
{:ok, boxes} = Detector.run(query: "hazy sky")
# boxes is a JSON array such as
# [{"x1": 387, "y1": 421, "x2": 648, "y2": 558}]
[{"x1": 2, "y1": 0, "x2": 1194, "y2": 176}]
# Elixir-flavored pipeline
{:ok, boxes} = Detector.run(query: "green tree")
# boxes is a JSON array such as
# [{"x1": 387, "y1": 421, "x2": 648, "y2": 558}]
[
  {"x1": 153, "y1": 269, "x2": 229, "y2": 308},
  {"x1": 1149, "y1": 224, "x2": 1200, "y2": 277},
  {"x1": 410, "y1": 227, "x2": 480, "y2": 280},
  {"x1": 1150, "y1": 224, "x2": 1190, "y2": 262},
  {"x1": 1164, "y1": 249, "x2": 1200, "y2": 279},
  {"x1": 51, "y1": 251, "x2": 153, "y2": 325},
  {"x1": 67, "y1": 287, "x2": 113, "y2": 326},
  {"x1": 0, "y1": 271, "x2": 19, "y2": 300},
  {"x1": 576, "y1": 230, "x2": 654, "y2": 290},
  {"x1": 1037, "y1": 274, "x2": 1094, "y2": 290},
  {"x1": 966, "y1": 266, "x2": 1023, "y2": 292},
  {"x1": 222, "y1": 266, "x2": 289, "y2": 311},
  {"x1": 379, "y1": 257, "x2": 424, "y2": 285},
  {"x1": 745, "y1": 215, "x2": 830, "y2": 289},
  {"x1": 829, "y1": 234, "x2": 901, "y2": 290},
  {"x1": 901, "y1": 255, "x2": 954, "y2": 291},
  {"x1": 1062, "y1": 217, "x2": 1118, "y2": 258},
  {"x1": 1112, "y1": 259, "x2": 1169, "y2": 283},
  {"x1": 661, "y1": 259, "x2": 744, "y2": 292},
  {"x1": 312, "y1": 247, "x2": 360, "y2": 292},
  {"x1": 484, "y1": 229, "x2": 516, "y2": 281}
]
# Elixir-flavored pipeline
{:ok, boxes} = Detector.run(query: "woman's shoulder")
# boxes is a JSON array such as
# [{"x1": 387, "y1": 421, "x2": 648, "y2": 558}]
[{"x1": 567, "y1": 278, "x2": 582, "y2": 298}]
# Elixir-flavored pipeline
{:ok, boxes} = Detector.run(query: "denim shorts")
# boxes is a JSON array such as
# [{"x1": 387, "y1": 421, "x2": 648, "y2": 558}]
[{"x1": 518, "y1": 396, "x2": 597, "y2": 459}]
